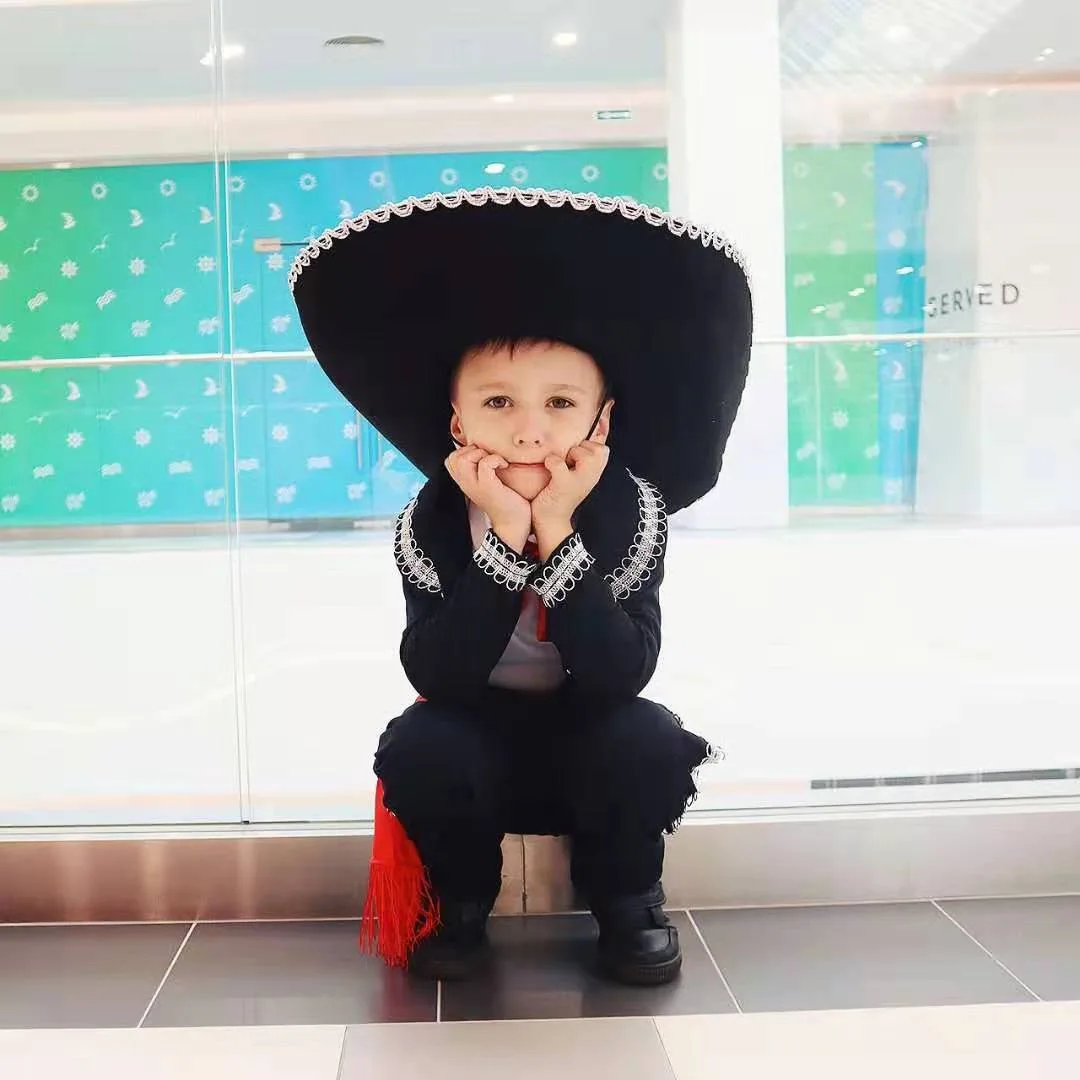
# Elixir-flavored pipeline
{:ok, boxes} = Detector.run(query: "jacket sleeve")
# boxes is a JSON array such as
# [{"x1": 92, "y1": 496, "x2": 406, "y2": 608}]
[
  {"x1": 397, "y1": 524, "x2": 538, "y2": 703},
  {"x1": 530, "y1": 532, "x2": 662, "y2": 700}
]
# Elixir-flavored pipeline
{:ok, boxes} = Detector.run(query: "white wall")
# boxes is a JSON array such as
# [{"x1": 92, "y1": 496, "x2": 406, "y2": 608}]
[
  {"x1": 3, "y1": 524, "x2": 1078, "y2": 828},
  {"x1": 0, "y1": 84, "x2": 957, "y2": 166},
  {"x1": 0, "y1": 89, "x2": 669, "y2": 165}
]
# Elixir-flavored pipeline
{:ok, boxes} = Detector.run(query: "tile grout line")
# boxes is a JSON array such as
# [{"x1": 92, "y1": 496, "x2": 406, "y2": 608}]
[
  {"x1": 649, "y1": 1016, "x2": 683, "y2": 1080},
  {"x1": 685, "y1": 911, "x2": 743, "y2": 1013},
  {"x1": 930, "y1": 900, "x2": 1044, "y2": 1003},
  {"x1": 333, "y1": 1027, "x2": 349, "y2": 1080},
  {"x1": 136, "y1": 920, "x2": 198, "y2": 1028}
]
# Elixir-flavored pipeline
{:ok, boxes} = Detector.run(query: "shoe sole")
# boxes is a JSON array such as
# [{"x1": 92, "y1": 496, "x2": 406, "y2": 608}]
[{"x1": 600, "y1": 951, "x2": 683, "y2": 987}]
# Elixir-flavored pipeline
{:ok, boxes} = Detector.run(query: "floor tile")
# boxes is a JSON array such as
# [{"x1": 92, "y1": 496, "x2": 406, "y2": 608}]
[
  {"x1": 656, "y1": 1001, "x2": 1077, "y2": 1080},
  {"x1": 691, "y1": 902, "x2": 1035, "y2": 1013},
  {"x1": 0, "y1": 1025, "x2": 347, "y2": 1080},
  {"x1": 143, "y1": 920, "x2": 435, "y2": 1027},
  {"x1": 440, "y1": 911, "x2": 735, "y2": 1021},
  {"x1": 939, "y1": 895, "x2": 1080, "y2": 1000},
  {"x1": 0, "y1": 923, "x2": 188, "y2": 1029},
  {"x1": 339, "y1": 1018, "x2": 675, "y2": 1080}
]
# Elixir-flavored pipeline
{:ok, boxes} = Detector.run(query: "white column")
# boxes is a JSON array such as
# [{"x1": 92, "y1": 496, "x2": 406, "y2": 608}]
[{"x1": 666, "y1": 0, "x2": 789, "y2": 529}]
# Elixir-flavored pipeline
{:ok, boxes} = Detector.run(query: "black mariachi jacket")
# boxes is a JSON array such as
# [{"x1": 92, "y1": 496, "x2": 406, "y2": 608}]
[{"x1": 392, "y1": 452, "x2": 668, "y2": 705}]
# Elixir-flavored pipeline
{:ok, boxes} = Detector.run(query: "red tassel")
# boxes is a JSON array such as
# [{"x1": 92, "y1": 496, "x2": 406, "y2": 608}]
[{"x1": 359, "y1": 777, "x2": 441, "y2": 968}]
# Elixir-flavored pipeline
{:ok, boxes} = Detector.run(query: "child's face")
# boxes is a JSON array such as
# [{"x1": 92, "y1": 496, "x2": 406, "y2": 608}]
[{"x1": 450, "y1": 340, "x2": 613, "y2": 501}]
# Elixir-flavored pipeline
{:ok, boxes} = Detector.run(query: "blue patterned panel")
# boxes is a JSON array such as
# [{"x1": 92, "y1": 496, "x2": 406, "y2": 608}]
[{"x1": 874, "y1": 141, "x2": 928, "y2": 506}]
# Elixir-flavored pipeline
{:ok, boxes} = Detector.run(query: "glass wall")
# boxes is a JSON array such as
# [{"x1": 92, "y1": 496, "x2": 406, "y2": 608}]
[
  {"x1": 0, "y1": 0, "x2": 242, "y2": 826},
  {"x1": 762, "y1": 0, "x2": 1080, "y2": 811},
  {"x1": 1, "y1": 0, "x2": 1078, "y2": 828}
]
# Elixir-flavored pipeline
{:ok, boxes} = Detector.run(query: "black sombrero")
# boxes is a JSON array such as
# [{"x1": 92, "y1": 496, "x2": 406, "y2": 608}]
[{"x1": 289, "y1": 187, "x2": 752, "y2": 514}]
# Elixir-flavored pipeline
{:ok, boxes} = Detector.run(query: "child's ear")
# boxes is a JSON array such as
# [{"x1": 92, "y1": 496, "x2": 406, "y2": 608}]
[
  {"x1": 449, "y1": 408, "x2": 466, "y2": 446},
  {"x1": 591, "y1": 398, "x2": 614, "y2": 444}
]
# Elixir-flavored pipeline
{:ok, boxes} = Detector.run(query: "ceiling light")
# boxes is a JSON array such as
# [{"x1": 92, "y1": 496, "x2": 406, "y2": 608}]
[
  {"x1": 884, "y1": 24, "x2": 911, "y2": 42},
  {"x1": 288, "y1": 152, "x2": 306, "y2": 160},
  {"x1": 200, "y1": 43, "x2": 245, "y2": 66},
  {"x1": 1040, "y1": 47, "x2": 1055, "y2": 56},
  {"x1": 553, "y1": 31, "x2": 578, "y2": 47},
  {"x1": 491, "y1": 93, "x2": 515, "y2": 104},
  {"x1": 523, "y1": 144, "x2": 540, "y2": 152},
  {"x1": 52, "y1": 161, "x2": 73, "y2": 169}
]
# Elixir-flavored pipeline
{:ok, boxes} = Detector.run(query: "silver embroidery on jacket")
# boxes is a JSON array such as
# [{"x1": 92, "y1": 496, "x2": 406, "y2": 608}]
[
  {"x1": 605, "y1": 473, "x2": 667, "y2": 600},
  {"x1": 473, "y1": 529, "x2": 537, "y2": 592},
  {"x1": 393, "y1": 497, "x2": 442, "y2": 594},
  {"x1": 530, "y1": 534, "x2": 595, "y2": 608},
  {"x1": 394, "y1": 469, "x2": 665, "y2": 602}
]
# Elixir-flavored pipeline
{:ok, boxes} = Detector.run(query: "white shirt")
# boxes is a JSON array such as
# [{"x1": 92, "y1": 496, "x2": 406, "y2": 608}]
[{"x1": 468, "y1": 503, "x2": 567, "y2": 692}]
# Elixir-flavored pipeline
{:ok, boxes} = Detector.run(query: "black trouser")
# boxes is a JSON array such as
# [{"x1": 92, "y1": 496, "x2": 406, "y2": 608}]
[{"x1": 373, "y1": 687, "x2": 712, "y2": 909}]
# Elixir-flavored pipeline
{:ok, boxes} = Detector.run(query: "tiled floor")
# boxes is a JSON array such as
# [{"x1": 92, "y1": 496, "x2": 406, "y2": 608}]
[
  {"x1": 2, "y1": 898, "x2": 1080, "y2": 1076},
  {"x1": 9, "y1": 895, "x2": 1080, "y2": 1030}
]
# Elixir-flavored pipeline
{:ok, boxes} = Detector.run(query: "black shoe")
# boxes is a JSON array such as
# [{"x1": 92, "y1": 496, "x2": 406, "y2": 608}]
[
  {"x1": 591, "y1": 884, "x2": 683, "y2": 986},
  {"x1": 407, "y1": 899, "x2": 491, "y2": 982}
]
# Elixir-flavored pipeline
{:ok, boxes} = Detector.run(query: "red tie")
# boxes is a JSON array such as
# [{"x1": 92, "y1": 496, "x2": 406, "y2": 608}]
[{"x1": 523, "y1": 539, "x2": 548, "y2": 641}]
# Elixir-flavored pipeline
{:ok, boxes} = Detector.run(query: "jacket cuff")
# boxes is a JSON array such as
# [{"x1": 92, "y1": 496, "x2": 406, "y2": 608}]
[
  {"x1": 472, "y1": 529, "x2": 538, "y2": 592},
  {"x1": 529, "y1": 533, "x2": 596, "y2": 608}
]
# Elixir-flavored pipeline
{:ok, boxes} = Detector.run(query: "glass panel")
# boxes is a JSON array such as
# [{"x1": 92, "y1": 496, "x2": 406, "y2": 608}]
[
  {"x1": 779, "y1": 0, "x2": 1080, "y2": 514},
  {"x1": 746, "y1": 0, "x2": 1080, "y2": 811},
  {"x1": 0, "y1": 0, "x2": 241, "y2": 826},
  {"x1": 223, "y1": 0, "x2": 671, "y2": 822},
  {"x1": 680, "y1": 336, "x2": 1080, "y2": 812},
  {"x1": 214, "y1": 0, "x2": 1080, "y2": 825}
]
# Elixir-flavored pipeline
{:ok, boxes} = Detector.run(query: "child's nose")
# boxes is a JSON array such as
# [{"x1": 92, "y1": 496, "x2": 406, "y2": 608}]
[{"x1": 512, "y1": 414, "x2": 547, "y2": 447}]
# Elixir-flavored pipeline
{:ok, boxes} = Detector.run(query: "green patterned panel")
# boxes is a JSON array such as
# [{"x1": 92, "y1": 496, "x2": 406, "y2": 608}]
[
  {"x1": 0, "y1": 163, "x2": 224, "y2": 362},
  {"x1": 785, "y1": 144, "x2": 880, "y2": 506},
  {"x1": 0, "y1": 147, "x2": 667, "y2": 528},
  {"x1": 2, "y1": 142, "x2": 915, "y2": 525}
]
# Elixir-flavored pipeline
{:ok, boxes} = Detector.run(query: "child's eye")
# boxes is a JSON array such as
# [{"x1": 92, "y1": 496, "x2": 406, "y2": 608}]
[
  {"x1": 483, "y1": 396, "x2": 511, "y2": 409},
  {"x1": 549, "y1": 397, "x2": 575, "y2": 409}
]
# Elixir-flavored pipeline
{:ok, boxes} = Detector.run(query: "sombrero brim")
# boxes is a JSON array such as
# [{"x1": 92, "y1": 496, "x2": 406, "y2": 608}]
[{"x1": 289, "y1": 187, "x2": 752, "y2": 514}]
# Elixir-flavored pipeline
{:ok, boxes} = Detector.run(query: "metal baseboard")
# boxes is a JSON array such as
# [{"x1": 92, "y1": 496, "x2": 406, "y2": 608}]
[{"x1": 4, "y1": 799, "x2": 1080, "y2": 924}]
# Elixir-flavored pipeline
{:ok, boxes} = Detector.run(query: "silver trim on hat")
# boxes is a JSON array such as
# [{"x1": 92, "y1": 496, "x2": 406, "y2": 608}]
[{"x1": 287, "y1": 186, "x2": 750, "y2": 292}]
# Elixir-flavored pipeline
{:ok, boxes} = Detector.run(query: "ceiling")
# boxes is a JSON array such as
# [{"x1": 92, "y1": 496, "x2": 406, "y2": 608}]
[
  {"x1": 0, "y1": 0, "x2": 1076, "y2": 109},
  {"x1": 0, "y1": 0, "x2": 670, "y2": 106}
]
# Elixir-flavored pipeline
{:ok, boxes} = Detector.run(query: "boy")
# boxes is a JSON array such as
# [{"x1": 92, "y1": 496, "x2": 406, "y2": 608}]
[{"x1": 290, "y1": 187, "x2": 752, "y2": 986}]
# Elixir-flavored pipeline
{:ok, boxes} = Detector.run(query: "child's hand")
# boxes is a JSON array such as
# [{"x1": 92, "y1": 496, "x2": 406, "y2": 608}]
[
  {"x1": 445, "y1": 444, "x2": 531, "y2": 551},
  {"x1": 530, "y1": 438, "x2": 610, "y2": 546}
]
